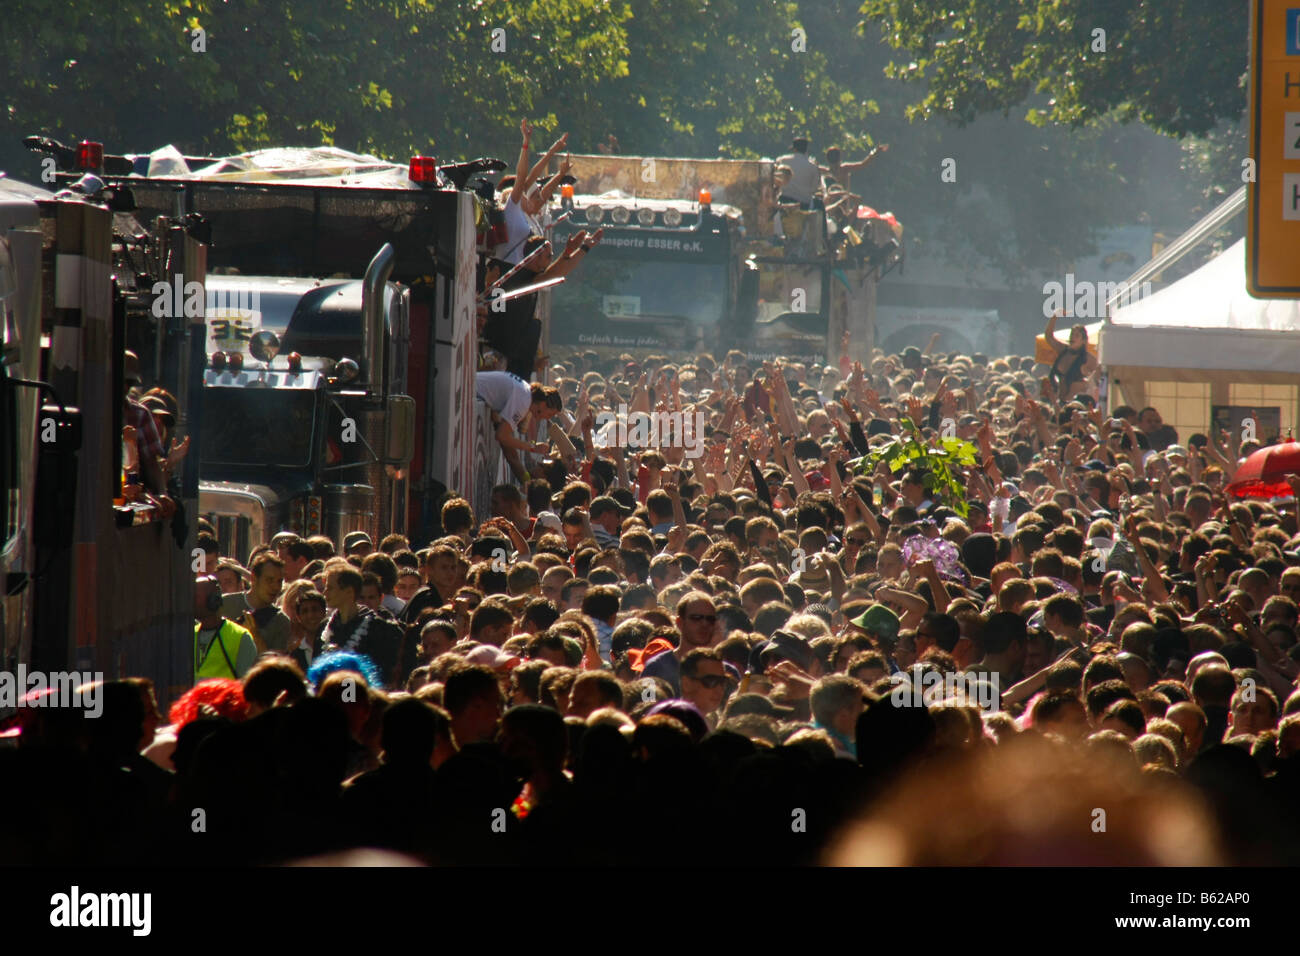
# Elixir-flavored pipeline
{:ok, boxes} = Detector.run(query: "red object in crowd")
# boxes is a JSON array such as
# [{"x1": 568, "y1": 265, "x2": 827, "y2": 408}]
[{"x1": 1226, "y1": 437, "x2": 1300, "y2": 499}]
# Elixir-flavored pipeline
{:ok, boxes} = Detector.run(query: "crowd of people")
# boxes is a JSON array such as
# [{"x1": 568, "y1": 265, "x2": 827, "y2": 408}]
[{"x1": 5, "y1": 331, "x2": 1300, "y2": 867}]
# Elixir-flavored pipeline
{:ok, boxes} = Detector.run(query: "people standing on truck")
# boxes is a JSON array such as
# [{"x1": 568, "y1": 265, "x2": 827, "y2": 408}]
[
  {"x1": 483, "y1": 227, "x2": 603, "y2": 380},
  {"x1": 818, "y1": 143, "x2": 889, "y2": 196},
  {"x1": 221, "y1": 552, "x2": 293, "y2": 653},
  {"x1": 498, "y1": 119, "x2": 569, "y2": 265},
  {"x1": 320, "y1": 561, "x2": 403, "y2": 688},
  {"x1": 194, "y1": 575, "x2": 258, "y2": 681},
  {"x1": 774, "y1": 136, "x2": 821, "y2": 209}
]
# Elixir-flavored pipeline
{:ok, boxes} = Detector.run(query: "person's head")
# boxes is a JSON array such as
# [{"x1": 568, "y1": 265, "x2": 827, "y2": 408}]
[
  {"x1": 194, "y1": 575, "x2": 222, "y2": 623},
  {"x1": 1190, "y1": 664, "x2": 1236, "y2": 710},
  {"x1": 324, "y1": 564, "x2": 363, "y2": 612},
  {"x1": 810, "y1": 675, "x2": 867, "y2": 737},
  {"x1": 567, "y1": 671, "x2": 624, "y2": 719},
  {"x1": 981, "y1": 611, "x2": 1028, "y2": 671},
  {"x1": 529, "y1": 384, "x2": 563, "y2": 421},
  {"x1": 395, "y1": 568, "x2": 423, "y2": 602},
  {"x1": 1068, "y1": 324, "x2": 1087, "y2": 349},
  {"x1": 358, "y1": 572, "x2": 384, "y2": 612},
  {"x1": 241, "y1": 657, "x2": 308, "y2": 717},
  {"x1": 791, "y1": 136, "x2": 809, "y2": 154},
  {"x1": 680, "y1": 648, "x2": 728, "y2": 715},
  {"x1": 500, "y1": 704, "x2": 568, "y2": 780},
  {"x1": 469, "y1": 598, "x2": 516, "y2": 647},
  {"x1": 1230, "y1": 684, "x2": 1279, "y2": 736},
  {"x1": 441, "y1": 498, "x2": 475, "y2": 541},
  {"x1": 491, "y1": 483, "x2": 530, "y2": 528},
  {"x1": 1166, "y1": 701, "x2": 1208, "y2": 755},
  {"x1": 296, "y1": 590, "x2": 327, "y2": 633},
  {"x1": 1030, "y1": 691, "x2": 1089, "y2": 739},
  {"x1": 1137, "y1": 406, "x2": 1164, "y2": 435},
  {"x1": 420, "y1": 619, "x2": 459, "y2": 662},
  {"x1": 281, "y1": 540, "x2": 315, "y2": 581},
  {"x1": 581, "y1": 584, "x2": 621, "y2": 626},
  {"x1": 562, "y1": 509, "x2": 590, "y2": 551},
  {"x1": 900, "y1": 469, "x2": 928, "y2": 507},
  {"x1": 215, "y1": 560, "x2": 245, "y2": 595},
  {"x1": 675, "y1": 591, "x2": 720, "y2": 651},
  {"x1": 443, "y1": 663, "x2": 505, "y2": 746},
  {"x1": 343, "y1": 531, "x2": 374, "y2": 558}
]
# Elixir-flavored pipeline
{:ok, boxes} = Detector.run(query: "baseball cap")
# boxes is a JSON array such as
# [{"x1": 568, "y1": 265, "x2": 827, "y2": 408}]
[
  {"x1": 590, "y1": 495, "x2": 631, "y2": 518},
  {"x1": 534, "y1": 510, "x2": 563, "y2": 533},
  {"x1": 763, "y1": 630, "x2": 813, "y2": 671},
  {"x1": 466, "y1": 644, "x2": 520, "y2": 672},
  {"x1": 851, "y1": 604, "x2": 900, "y2": 642},
  {"x1": 343, "y1": 531, "x2": 373, "y2": 553}
]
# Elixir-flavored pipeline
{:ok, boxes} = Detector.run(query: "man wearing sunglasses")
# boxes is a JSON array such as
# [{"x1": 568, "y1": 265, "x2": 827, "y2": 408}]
[
  {"x1": 641, "y1": 591, "x2": 720, "y2": 695},
  {"x1": 680, "y1": 649, "x2": 729, "y2": 724}
]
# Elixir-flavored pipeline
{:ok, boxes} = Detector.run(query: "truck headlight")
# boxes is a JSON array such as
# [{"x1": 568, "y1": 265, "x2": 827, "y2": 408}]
[
  {"x1": 609, "y1": 206, "x2": 631, "y2": 225},
  {"x1": 585, "y1": 205, "x2": 604, "y2": 225},
  {"x1": 662, "y1": 207, "x2": 682, "y2": 227},
  {"x1": 636, "y1": 208, "x2": 656, "y2": 226}
]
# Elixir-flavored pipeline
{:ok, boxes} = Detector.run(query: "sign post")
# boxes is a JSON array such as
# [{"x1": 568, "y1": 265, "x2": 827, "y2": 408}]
[{"x1": 1247, "y1": 0, "x2": 1300, "y2": 296}]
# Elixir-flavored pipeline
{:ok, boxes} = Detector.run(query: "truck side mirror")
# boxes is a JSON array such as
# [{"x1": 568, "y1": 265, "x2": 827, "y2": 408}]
[{"x1": 384, "y1": 394, "x2": 415, "y2": 465}]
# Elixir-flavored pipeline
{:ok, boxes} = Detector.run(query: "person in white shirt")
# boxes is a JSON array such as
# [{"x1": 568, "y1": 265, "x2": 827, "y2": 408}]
[
  {"x1": 496, "y1": 119, "x2": 571, "y2": 264},
  {"x1": 774, "y1": 136, "x2": 820, "y2": 208},
  {"x1": 476, "y1": 372, "x2": 564, "y2": 479}
]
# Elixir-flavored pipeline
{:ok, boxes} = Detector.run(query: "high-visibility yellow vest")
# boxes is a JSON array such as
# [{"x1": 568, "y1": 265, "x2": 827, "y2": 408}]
[{"x1": 194, "y1": 620, "x2": 250, "y2": 680}]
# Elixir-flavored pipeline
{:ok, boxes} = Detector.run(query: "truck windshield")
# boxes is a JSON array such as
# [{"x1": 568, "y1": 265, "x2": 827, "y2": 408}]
[
  {"x1": 553, "y1": 258, "x2": 727, "y2": 325},
  {"x1": 200, "y1": 386, "x2": 318, "y2": 469}
]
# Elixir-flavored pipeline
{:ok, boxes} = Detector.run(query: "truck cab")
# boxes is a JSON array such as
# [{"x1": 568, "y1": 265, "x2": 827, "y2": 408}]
[
  {"x1": 198, "y1": 268, "x2": 414, "y2": 562},
  {"x1": 547, "y1": 191, "x2": 750, "y2": 353}
]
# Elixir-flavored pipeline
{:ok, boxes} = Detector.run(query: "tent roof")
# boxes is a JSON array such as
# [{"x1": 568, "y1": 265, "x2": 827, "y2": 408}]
[{"x1": 1100, "y1": 239, "x2": 1300, "y2": 373}]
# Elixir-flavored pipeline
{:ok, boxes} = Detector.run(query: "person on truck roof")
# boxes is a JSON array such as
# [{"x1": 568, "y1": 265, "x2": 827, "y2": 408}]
[
  {"x1": 818, "y1": 143, "x2": 889, "y2": 196},
  {"x1": 497, "y1": 119, "x2": 569, "y2": 264},
  {"x1": 775, "y1": 136, "x2": 821, "y2": 208}
]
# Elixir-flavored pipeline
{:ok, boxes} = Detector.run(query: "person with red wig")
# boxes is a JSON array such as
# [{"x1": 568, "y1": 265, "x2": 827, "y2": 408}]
[{"x1": 142, "y1": 678, "x2": 249, "y2": 770}]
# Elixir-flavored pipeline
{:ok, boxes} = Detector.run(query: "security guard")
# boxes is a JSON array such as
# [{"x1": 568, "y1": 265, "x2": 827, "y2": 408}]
[{"x1": 194, "y1": 575, "x2": 258, "y2": 681}]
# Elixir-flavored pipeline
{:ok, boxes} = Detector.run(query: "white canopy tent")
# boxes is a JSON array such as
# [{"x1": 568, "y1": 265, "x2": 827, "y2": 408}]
[{"x1": 1099, "y1": 238, "x2": 1300, "y2": 441}]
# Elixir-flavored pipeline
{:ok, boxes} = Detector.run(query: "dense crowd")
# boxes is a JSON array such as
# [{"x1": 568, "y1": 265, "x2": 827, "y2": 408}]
[{"x1": 5, "y1": 330, "x2": 1300, "y2": 867}]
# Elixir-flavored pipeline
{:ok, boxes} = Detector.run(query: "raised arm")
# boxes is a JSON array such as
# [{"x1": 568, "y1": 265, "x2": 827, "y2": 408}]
[
  {"x1": 1043, "y1": 312, "x2": 1064, "y2": 352},
  {"x1": 511, "y1": 119, "x2": 533, "y2": 205}
]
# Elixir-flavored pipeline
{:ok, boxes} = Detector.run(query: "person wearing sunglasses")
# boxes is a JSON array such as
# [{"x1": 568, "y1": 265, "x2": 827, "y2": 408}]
[
  {"x1": 680, "y1": 648, "x2": 729, "y2": 724},
  {"x1": 641, "y1": 591, "x2": 720, "y2": 695}
]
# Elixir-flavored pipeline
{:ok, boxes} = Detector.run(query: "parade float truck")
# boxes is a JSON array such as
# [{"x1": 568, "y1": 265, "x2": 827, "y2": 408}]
[
  {"x1": 1, "y1": 159, "x2": 200, "y2": 698},
  {"x1": 545, "y1": 154, "x2": 903, "y2": 367},
  {"x1": 71, "y1": 144, "x2": 496, "y2": 556}
]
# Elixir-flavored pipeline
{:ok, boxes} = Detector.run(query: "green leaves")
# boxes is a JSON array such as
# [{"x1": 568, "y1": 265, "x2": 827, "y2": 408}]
[
  {"x1": 860, "y1": 0, "x2": 1244, "y2": 140},
  {"x1": 854, "y1": 428, "x2": 978, "y2": 518}
]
